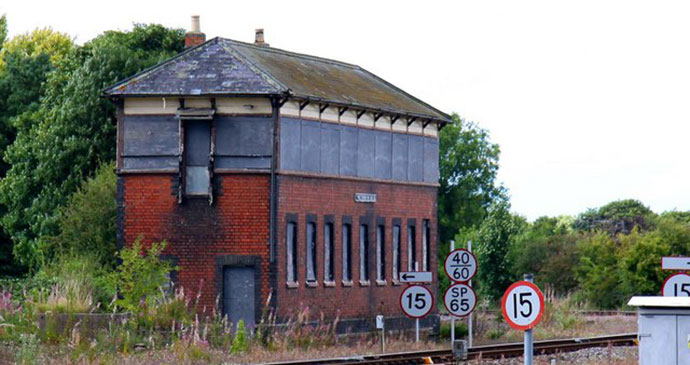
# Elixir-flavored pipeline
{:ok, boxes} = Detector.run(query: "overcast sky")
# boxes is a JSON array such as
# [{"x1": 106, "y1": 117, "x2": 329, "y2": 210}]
[{"x1": 3, "y1": 0, "x2": 689, "y2": 220}]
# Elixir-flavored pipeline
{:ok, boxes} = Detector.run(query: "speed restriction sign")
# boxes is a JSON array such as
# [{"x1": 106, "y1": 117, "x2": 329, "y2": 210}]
[
  {"x1": 444, "y1": 249, "x2": 477, "y2": 282},
  {"x1": 501, "y1": 281, "x2": 544, "y2": 331},
  {"x1": 400, "y1": 285, "x2": 434, "y2": 318},
  {"x1": 443, "y1": 283, "x2": 476, "y2": 317},
  {"x1": 663, "y1": 273, "x2": 690, "y2": 296}
]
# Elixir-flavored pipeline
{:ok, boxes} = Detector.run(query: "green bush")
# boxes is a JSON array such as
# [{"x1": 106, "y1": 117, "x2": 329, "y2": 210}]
[
  {"x1": 439, "y1": 321, "x2": 469, "y2": 340},
  {"x1": 43, "y1": 162, "x2": 117, "y2": 268},
  {"x1": 110, "y1": 239, "x2": 175, "y2": 313}
]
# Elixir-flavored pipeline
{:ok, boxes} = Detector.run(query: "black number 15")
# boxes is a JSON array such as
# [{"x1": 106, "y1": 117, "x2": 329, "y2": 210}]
[{"x1": 513, "y1": 292, "x2": 533, "y2": 318}]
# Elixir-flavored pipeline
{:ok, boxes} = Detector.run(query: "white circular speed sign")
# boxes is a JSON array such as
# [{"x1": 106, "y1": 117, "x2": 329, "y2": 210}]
[
  {"x1": 400, "y1": 285, "x2": 434, "y2": 318},
  {"x1": 443, "y1": 283, "x2": 476, "y2": 317},
  {"x1": 444, "y1": 249, "x2": 477, "y2": 282},
  {"x1": 501, "y1": 281, "x2": 544, "y2": 331},
  {"x1": 663, "y1": 273, "x2": 690, "y2": 297}
]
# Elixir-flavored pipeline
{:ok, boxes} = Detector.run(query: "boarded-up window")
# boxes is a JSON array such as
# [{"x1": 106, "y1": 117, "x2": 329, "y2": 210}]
[
  {"x1": 286, "y1": 222, "x2": 297, "y2": 282},
  {"x1": 306, "y1": 222, "x2": 317, "y2": 282},
  {"x1": 360, "y1": 224, "x2": 369, "y2": 281},
  {"x1": 342, "y1": 223, "x2": 352, "y2": 281},
  {"x1": 324, "y1": 222, "x2": 334, "y2": 282},
  {"x1": 392, "y1": 225, "x2": 401, "y2": 280},
  {"x1": 376, "y1": 225, "x2": 386, "y2": 281}
]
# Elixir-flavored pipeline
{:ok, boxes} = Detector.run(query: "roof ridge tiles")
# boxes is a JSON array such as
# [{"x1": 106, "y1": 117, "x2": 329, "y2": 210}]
[{"x1": 218, "y1": 37, "x2": 362, "y2": 70}]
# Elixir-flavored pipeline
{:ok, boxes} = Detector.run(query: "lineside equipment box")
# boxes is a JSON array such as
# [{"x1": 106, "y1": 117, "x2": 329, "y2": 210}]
[{"x1": 628, "y1": 296, "x2": 690, "y2": 365}]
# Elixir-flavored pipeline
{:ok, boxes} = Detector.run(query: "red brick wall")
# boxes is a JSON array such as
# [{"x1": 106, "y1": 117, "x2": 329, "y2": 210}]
[
  {"x1": 276, "y1": 175, "x2": 438, "y2": 321},
  {"x1": 122, "y1": 173, "x2": 270, "y2": 313}
]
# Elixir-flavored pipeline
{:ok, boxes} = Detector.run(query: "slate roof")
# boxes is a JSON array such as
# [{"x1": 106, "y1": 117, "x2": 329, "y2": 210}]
[{"x1": 104, "y1": 37, "x2": 450, "y2": 123}]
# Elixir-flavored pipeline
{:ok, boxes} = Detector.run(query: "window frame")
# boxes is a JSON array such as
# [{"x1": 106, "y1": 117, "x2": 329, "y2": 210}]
[
  {"x1": 407, "y1": 219, "x2": 417, "y2": 272},
  {"x1": 324, "y1": 216, "x2": 335, "y2": 284},
  {"x1": 305, "y1": 215, "x2": 317, "y2": 284},
  {"x1": 285, "y1": 215, "x2": 298, "y2": 286},
  {"x1": 392, "y1": 218, "x2": 402, "y2": 283},
  {"x1": 376, "y1": 218, "x2": 386, "y2": 283},
  {"x1": 342, "y1": 216, "x2": 353, "y2": 285}
]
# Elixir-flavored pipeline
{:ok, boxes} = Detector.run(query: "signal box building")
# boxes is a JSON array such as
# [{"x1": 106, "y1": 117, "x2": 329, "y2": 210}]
[{"x1": 105, "y1": 19, "x2": 450, "y2": 333}]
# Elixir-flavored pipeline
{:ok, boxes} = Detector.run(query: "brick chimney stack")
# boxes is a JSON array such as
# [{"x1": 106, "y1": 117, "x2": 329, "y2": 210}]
[{"x1": 185, "y1": 15, "x2": 206, "y2": 48}]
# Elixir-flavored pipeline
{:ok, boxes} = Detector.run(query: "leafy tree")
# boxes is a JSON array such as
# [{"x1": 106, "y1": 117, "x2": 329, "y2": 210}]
[
  {"x1": 510, "y1": 222, "x2": 579, "y2": 295},
  {"x1": 0, "y1": 28, "x2": 73, "y2": 69},
  {"x1": 0, "y1": 15, "x2": 7, "y2": 48},
  {"x1": 0, "y1": 24, "x2": 183, "y2": 269},
  {"x1": 44, "y1": 163, "x2": 116, "y2": 267},
  {"x1": 438, "y1": 114, "x2": 503, "y2": 245},
  {"x1": 470, "y1": 200, "x2": 524, "y2": 301},
  {"x1": 575, "y1": 233, "x2": 624, "y2": 308},
  {"x1": 573, "y1": 199, "x2": 656, "y2": 235}
]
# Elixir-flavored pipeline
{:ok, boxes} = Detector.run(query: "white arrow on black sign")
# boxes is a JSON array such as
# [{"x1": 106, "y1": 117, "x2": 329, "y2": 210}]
[{"x1": 399, "y1": 271, "x2": 432, "y2": 283}]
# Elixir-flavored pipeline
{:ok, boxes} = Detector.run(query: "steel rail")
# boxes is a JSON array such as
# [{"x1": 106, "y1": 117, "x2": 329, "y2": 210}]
[{"x1": 263, "y1": 333, "x2": 637, "y2": 365}]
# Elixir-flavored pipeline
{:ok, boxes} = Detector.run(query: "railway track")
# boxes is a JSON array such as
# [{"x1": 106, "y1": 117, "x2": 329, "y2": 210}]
[{"x1": 264, "y1": 333, "x2": 637, "y2": 365}]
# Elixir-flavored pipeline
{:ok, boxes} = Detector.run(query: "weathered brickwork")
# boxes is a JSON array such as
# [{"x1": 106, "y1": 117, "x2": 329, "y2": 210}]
[
  {"x1": 122, "y1": 173, "x2": 271, "y2": 314},
  {"x1": 275, "y1": 175, "x2": 438, "y2": 323}
]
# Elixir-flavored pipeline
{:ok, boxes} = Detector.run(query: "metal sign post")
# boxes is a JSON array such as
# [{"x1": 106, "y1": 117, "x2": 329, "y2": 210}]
[
  {"x1": 450, "y1": 240, "x2": 456, "y2": 344},
  {"x1": 468, "y1": 240, "x2": 473, "y2": 348},
  {"x1": 523, "y1": 274, "x2": 534, "y2": 365},
  {"x1": 376, "y1": 315, "x2": 385, "y2": 353}
]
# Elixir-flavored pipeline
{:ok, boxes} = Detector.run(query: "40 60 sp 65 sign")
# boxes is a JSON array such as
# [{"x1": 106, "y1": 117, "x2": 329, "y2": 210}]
[{"x1": 444, "y1": 249, "x2": 477, "y2": 282}]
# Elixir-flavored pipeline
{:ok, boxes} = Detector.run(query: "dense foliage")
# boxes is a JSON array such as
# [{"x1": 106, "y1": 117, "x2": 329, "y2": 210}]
[{"x1": 0, "y1": 23, "x2": 184, "y2": 270}]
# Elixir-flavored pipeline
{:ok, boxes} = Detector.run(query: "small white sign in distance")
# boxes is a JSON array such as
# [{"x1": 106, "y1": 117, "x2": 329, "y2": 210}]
[
  {"x1": 444, "y1": 249, "x2": 478, "y2": 282},
  {"x1": 400, "y1": 285, "x2": 434, "y2": 318},
  {"x1": 376, "y1": 315, "x2": 384, "y2": 329},
  {"x1": 663, "y1": 273, "x2": 690, "y2": 297},
  {"x1": 501, "y1": 281, "x2": 545, "y2": 331},
  {"x1": 399, "y1": 271, "x2": 433, "y2": 283},
  {"x1": 443, "y1": 283, "x2": 476, "y2": 317},
  {"x1": 662, "y1": 257, "x2": 690, "y2": 270}
]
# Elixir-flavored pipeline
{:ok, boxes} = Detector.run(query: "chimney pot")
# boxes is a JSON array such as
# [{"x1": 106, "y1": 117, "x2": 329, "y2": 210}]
[
  {"x1": 255, "y1": 28, "x2": 269, "y2": 46},
  {"x1": 190, "y1": 15, "x2": 200, "y2": 33},
  {"x1": 185, "y1": 15, "x2": 206, "y2": 48}
]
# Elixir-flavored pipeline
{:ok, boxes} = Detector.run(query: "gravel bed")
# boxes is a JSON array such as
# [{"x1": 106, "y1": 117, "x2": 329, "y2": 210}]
[{"x1": 469, "y1": 346, "x2": 637, "y2": 364}]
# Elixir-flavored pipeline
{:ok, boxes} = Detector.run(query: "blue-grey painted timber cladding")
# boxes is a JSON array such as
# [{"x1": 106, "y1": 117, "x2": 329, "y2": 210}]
[
  {"x1": 121, "y1": 115, "x2": 273, "y2": 171},
  {"x1": 280, "y1": 118, "x2": 439, "y2": 183}
]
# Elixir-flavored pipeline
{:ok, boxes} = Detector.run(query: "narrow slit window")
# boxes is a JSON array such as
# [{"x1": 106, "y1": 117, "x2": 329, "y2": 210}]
[
  {"x1": 423, "y1": 219, "x2": 430, "y2": 272},
  {"x1": 376, "y1": 225, "x2": 386, "y2": 281},
  {"x1": 408, "y1": 224, "x2": 417, "y2": 271},
  {"x1": 342, "y1": 223, "x2": 352, "y2": 281},
  {"x1": 393, "y1": 225, "x2": 401, "y2": 280},
  {"x1": 360, "y1": 224, "x2": 369, "y2": 281},
  {"x1": 324, "y1": 222, "x2": 334, "y2": 282},
  {"x1": 306, "y1": 222, "x2": 317, "y2": 282},
  {"x1": 286, "y1": 222, "x2": 297, "y2": 282}
]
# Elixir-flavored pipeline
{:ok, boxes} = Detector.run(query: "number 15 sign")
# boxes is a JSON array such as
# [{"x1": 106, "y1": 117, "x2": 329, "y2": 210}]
[{"x1": 501, "y1": 281, "x2": 544, "y2": 331}]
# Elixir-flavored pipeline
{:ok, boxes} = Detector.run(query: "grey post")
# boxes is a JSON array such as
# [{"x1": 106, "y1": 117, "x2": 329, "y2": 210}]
[
  {"x1": 524, "y1": 273, "x2": 534, "y2": 365},
  {"x1": 468, "y1": 240, "x2": 473, "y2": 348},
  {"x1": 450, "y1": 240, "x2": 455, "y2": 344},
  {"x1": 415, "y1": 317, "x2": 420, "y2": 343}
]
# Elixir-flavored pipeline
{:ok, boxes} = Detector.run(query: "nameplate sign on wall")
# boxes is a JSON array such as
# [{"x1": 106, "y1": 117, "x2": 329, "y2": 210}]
[{"x1": 354, "y1": 193, "x2": 377, "y2": 203}]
